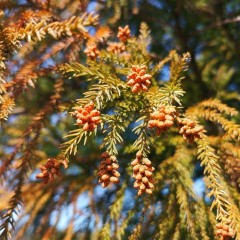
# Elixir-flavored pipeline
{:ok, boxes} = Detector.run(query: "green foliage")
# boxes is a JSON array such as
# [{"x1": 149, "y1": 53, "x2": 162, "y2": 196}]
[{"x1": 0, "y1": 1, "x2": 240, "y2": 240}]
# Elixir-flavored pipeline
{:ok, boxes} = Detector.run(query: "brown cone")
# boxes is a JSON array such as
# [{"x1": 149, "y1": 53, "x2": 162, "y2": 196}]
[
  {"x1": 98, "y1": 152, "x2": 120, "y2": 188},
  {"x1": 131, "y1": 151, "x2": 155, "y2": 196},
  {"x1": 148, "y1": 106, "x2": 176, "y2": 135}
]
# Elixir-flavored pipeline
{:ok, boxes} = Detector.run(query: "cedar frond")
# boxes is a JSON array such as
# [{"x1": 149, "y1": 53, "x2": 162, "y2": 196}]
[
  {"x1": 155, "y1": 192, "x2": 178, "y2": 239},
  {"x1": 99, "y1": 49, "x2": 131, "y2": 66},
  {"x1": 132, "y1": 113, "x2": 151, "y2": 156},
  {"x1": 0, "y1": 79, "x2": 63, "y2": 180},
  {"x1": 198, "y1": 98, "x2": 238, "y2": 116},
  {"x1": 0, "y1": 132, "x2": 38, "y2": 240},
  {"x1": 108, "y1": 1, "x2": 121, "y2": 25},
  {"x1": 176, "y1": 183, "x2": 198, "y2": 240},
  {"x1": 138, "y1": 22, "x2": 151, "y2": 52},
  {"x1": 60, "y1": 128, "x2": 91, "y2": 156},
  {"x1": 15, "y1": 9, "x2": 53, "y2": 28},
  {"x1": 188, "y1": 108, "x2": 240, "y2": 141},
  {"x1": 18, "y1": 13, "x2": 99, "y2": 42},
  {"x1": 15, "y1": 189, "x2": 52, "y2": 239},
  {"x1": 0, "y1": 96, "x2": 15, "y2": 121},
  {"x1": 60, "y1": 61, "x2": 125, "y2": 108},
  {"x1": 116, "y1": 210, "x2": 134, "y2": 239},
  {"x1": 79, "y1": 82, "x2": 123, "y2": 109},
  {"x1": 172, "y1": 223, "x2": 180, "y2": 240},
  {"x1": 197, "y1": 135, "x2": 240, "y2": 238},
  {"x1": 0, "y1": 161, "x2": 27, "y2": 240},
  {"x1": 145, "y1": 86, "x2": 165, "y2": 106},
  {"x1": 197, "y1": 136, "x2": 230, "y2": 220},
  {"x1": 109, "y1": 183, "x2": 126, "y2": 223},
  {"x1": 128, "y1": 224, "x2": 142, "y2": 240},
  {"x1": 169, "y1": 50, "x2": 191, "y2": 84},
  {"x1": 1, "y1": 104, "x2": 67, "y2": 235},
  {"x1": 195, "y1": 202, "x2": 212, "y2": 240},
  {"x1": 0, "y1": 26, "x2": 20, "y2": 102},
  {"x1": 99, "y1": 222, "x2": 111, "y2": 240},
  {"x1": 5, "y1": 61, "x2": 38, "y2": 95},
  {"x1": 159, "y1": 82, "x2": 185, "y2": 106},
  {"x1": 101, "y1": 114, "x2": 125, "y2": 156}
]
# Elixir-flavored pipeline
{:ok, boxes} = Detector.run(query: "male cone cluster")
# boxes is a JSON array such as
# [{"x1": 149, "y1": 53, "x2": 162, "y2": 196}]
[
  {"x1": 127, "y1": 65, "x2": 152, "y2": 93},
  {"x1": 98, "y1": 152, "x2": 120, "y2": 188},
  {"x1": 216, "y1": 221, "x2": 234, "y2": 240},
  {"x1": 177, "y1": 117, "x2": 204, "y2": 142},
  {"x1": 84, "y1": 43, "x2": 100, "y2": 60},
  {"x1": 148, "y1": 106, "x2": 176, "y2": 135},
  {"x1": 107, "y1": 42, "x2": 126, "y2": 54},
  {"x1": 74, "y1": 101, "x2": 100, "y2": 131},
  {"x1": 131, "y1": 151, "x2": 155, "y2": 195},
  {"x1": 117, "y1": 25, "x2": 131, "y2": 42},
  {"x1": 36, "y1": 158, "x2": 62, "y2": 184}
]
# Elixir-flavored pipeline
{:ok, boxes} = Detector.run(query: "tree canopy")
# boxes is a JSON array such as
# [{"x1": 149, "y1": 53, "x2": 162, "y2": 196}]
[{"x1": 0, "y1": 1, "x2": 240, "y2": 240}]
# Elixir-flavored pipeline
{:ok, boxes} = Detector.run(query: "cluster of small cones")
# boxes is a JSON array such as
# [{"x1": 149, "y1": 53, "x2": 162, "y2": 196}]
[
  {"x1": 74, "y1": 101, "x2": 100, "y2": 131},
  {"x1": 216, "y1": 220, "x2": 234, "y2": 240},
  {"x1": 107, "y1": 25, "x2": 131, "y2": 54},
  {"x1": 177, "y1": 117, "x2": 204, "y2": 143},
  {"x1": 107, "y1": 42, "x2": 126, "y2": 54},
  {"x1": 131, "y1": 151, "x2": 155, "y2": 195},
  {"x1": 98, "y1": 152, "x2": 120, "y2": 188},
  {"x1": 117, "y1": 25, "x2": 131, "y2": 42},
  {"x1": 84, "y1": 42, "x2": 100, "y2": 60},
  {"x1": 127, "y1": 65, "x2": 152, "y2": 93},
  {"x1": 84, "y1": 25, "x2": 131, "y2": 59},
  {"x1": 148, "y1": 106, "x2": 176, "y2": 135},
  {"x1": 36, "y1": 158, "x2": 62, "y2": 184}
]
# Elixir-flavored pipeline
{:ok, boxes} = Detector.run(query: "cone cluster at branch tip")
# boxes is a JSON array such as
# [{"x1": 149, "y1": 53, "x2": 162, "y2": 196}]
[
  {"x1": 132, "y1": 151, "x2": 155, "y2": 196},
  {"x1": 127, "y1": 65, "x2": 152, "y2": 93},
  {"x1": 36, "y1": 158, "x2": 61, "y2": 184},
  {"x1": 74, "y1": 101, "x2": 100, "y2": 131},
  {"x1": 84, "y1": 43, "x2": 100, "y2": 60},
  {"x1": 98, "y1": 152, "x2": 120, "y2": 188},
  {"x1": 107, "y1": 42, "x2": 126, "y2": 54},
  {"x1": 222, "y1": 154, "x2": 240, "y2": 189},
  {"x1": 148, "y1": 106, "x2": 176, "y2": 135},
  {"x1": 177, "y1": 117, "x2": 204, "y2": 143},
  {"x1": 216, "y1": 221, "x2": 234, "y2": 239},
  {"x1": 117, "y1": 25, "x2": 131, "y2": 42}
]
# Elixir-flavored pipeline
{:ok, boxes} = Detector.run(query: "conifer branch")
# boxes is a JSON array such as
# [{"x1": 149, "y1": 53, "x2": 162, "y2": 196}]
[
  {"x1": 101, "y1": 114, "x2": 125, "y2": 156},
  {"x1": 0, "y1": 96, "x2": 15, "y2": 121},
  {"x1": 159, "y1": 82, "x2": 185, "y2": 106},
  {"x1": 190, "y1": 108, "x2": 240, "y2": 141},
  {"x1": 195, "y1": 201, "x2": 212, "y2": 240},
  {"x1": 99, "y1": 222, "x2": 111, "y2": 240},
  {"x1": 138, "y1": 22, "x2": 152, "y2": 53},
  {"x1": 61, "y1": 128, "x2": 92, "y2": 156},
  {"x1": 0, "y1": 134, "x2": 38, "y2": 239},
  {"x1": 198, "y1": 98, "x2": 238, "y2": 117},
  {"x1": 18, "y1": 13, "x2": 99, "y2": 42},
  {"x1": 176, "y1": 183, "x2": 198, "y2": 240},
  {"x1": 0, "y1": 79, "x2": 63, "y2": 180},
  {"x1": 132, "y1": 114, "x2": 151, "y2": 156},
  {"x1": 197, "y1": 135, "x2": 240, "y2": 238},
  {"x1": 154, "y1": 191, "x2": 178, "y2": 239},
  {"x1": 109, "y1": 183, "x2": 126, "y2": 238},
  {"x1": 169, "y1": 50, "x2": 191, "y2": 85},
  {"x1": 0, "y1": 5, "x2": 239, "y2": 239}
]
